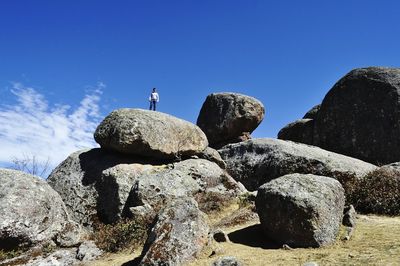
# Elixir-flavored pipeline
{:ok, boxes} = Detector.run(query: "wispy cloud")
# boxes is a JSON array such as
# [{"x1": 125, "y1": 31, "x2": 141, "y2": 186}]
[{"x1": 0, "y1": 83, "x2": 104, "y2": 175}]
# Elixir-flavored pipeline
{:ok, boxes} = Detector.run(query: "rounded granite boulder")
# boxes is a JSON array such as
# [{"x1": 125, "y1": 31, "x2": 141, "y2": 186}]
[
  {"x1": 94, "y1": 108, "x2": 208, "y2": 160},
  {"x1": 256, "y1": 173, "x2": 345, "y2": 248},
  {"x1": 197, "y1": 92, "x2": 265, "y2": 149},
  {"x1": 313, "y1": 67, "x2": 400, "y2": 164}
]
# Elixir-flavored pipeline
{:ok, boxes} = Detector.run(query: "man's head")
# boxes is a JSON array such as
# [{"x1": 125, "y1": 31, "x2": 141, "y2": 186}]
[{"x1": 152, "y1": 88, "x2": 156, "y2": 92}]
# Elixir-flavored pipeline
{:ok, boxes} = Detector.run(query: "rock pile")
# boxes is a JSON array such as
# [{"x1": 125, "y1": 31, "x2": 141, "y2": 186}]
[
  {"x1": 46, "y1": 108, "x2": 245, "y2": 265},
  {"x1": 4, "y1": 85, "x2": 394, "y2": 264}
]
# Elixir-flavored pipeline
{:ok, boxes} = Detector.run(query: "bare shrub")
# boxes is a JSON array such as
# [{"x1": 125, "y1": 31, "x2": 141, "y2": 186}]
[
  {"x1": 336, "y1": 169, "x2": 400, "y2": 215},
  {"x1": 10, "y1": 154, "x2": 51, "y2": 178},
  {"x1": 93, "y1": 218, "x2": 146, "y2": 253}
]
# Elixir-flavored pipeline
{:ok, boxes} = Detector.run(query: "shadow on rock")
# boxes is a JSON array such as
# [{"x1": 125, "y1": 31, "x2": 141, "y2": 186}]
[
  {"x1": 228, "y1": 224, "x2": 281, "y2": 249},
  {"x1": 121, "y1": 256, "x2": 142, "y2": 266}
]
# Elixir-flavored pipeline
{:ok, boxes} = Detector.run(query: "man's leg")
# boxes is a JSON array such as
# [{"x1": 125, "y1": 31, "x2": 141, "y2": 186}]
[
  {"x1": 153, "y1": 101, "x2": 157, "y2": 111},
  {"x1": 149, "y1": 101, "x2": 153, "y2": 110}
]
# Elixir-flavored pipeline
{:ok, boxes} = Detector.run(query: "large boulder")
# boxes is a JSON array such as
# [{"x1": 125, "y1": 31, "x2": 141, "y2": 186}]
[
  {"x1": 47, "y1": 148, "x2": 154, "y2": 226},
  {"x1": 94, "y1": 108, "x2": 208, "y2": 159},
  {"x1": 314, "y1": 67, "x2": 400, "y2": 164},
  {"x1": 256, "y1": 173, "x2": 345, "y2": 247},
  {"x1": 0, "y1": 169, "x2": 80, "y2": 250},
  {"x1": 197, "y1": 93, "x2": 265, "y2": 148},
  {"x1": 219, "y1": 138, "x2": 377, "y2": 191},
  {"x1": 277, "y1": 118, "x2": 314, "y2": 145},
  {"x1": 139, "y1": 198, "x2": 209, "y2": 265},
  {"x1": 126, "y1": 159, "x2": 245, "y2": 220},
  {"x1": 173, "y1": 159, "x2": 245, "y2": 212}
]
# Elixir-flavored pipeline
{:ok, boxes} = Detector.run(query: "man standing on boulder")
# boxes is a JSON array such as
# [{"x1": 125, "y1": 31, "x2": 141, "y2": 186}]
[{"x1": 149, "y1": 88, "x2": 159, "y2": 111}]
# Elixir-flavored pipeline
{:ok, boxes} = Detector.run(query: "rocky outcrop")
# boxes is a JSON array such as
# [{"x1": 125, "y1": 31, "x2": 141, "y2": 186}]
[
  {"x1": 94, "y1": 108, "x2": 208, "y2": 159},
  {"x1": 197, "y1": 93, "x2": 265, "y2": 148},
  {"x1": 219, "y1": 138, "x2": 376, "y2": 191},
  {"x1": 280, "y1": 67, "x2": 400, "y2": 165},
  {"x1": 277, "y1": 118, "x2": 314, "y2": 145},
  {"x1": 0, "y1": 169, "x2": 81, "y2": 250},
  {"x1": 139, "y1": 198, "x2": 209, "y2": 265},
  {"x1": 48, "y1": 148, "x2": 243, "y2": 228},
  {"x1": 256, "y1": 174, "x2": 345, "y2": 247},
  {"x1": 47, "y1": 148, "x2": 154, "y2": 226}
]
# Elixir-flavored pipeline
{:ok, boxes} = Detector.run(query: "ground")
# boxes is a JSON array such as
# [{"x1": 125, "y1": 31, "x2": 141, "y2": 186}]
[{"x1": 85, "y1": 205, "x2": 400, "y2": 266}]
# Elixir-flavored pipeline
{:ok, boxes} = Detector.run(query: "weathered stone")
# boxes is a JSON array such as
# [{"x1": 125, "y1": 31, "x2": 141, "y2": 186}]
[
  {"x1": 25, "y1": 249, "x2": 77, "y2": 266},
  {"x1": 173, "y1": 159, "x2": 245, "y2": 212},
  {"x1": 55, "y1": 221, "x2": 82, "y2": 247},
  {"x1": 126, "y1": 164, "x2": 200, "y2": 219},
  {"x1": 140, "y1": 198, "x2": 209, "y2": 265},
  {"x1": 277, "y1": 118, "x2": 314, "y2": 145},
  {"x1": 95, "y1": 108, "x2": 208, "y2": 159},
  {"x1": 212, "y1": 229, "x2": 230, "y2": 243},
  {"x1": 256, "y1": 174, "x2": 345, "y2": 247},
  {"x1": 219, "y1": 138, "x2": 377, "y2": 191},
  {"x1": 313, "y1": 67, "x2": 400, "y2": 164},
  {"x1": 303, "y1": 104, "x2": 320, "y2": 119},
  {"x1": 197, "y1": 93, "x2": 265, "y2": 148},
  {"x1": 76, "y1": 241, "x2": 103, "y2": 261},
  {"x1": 0, "y1": 169, "x2": 80, "y2": 250},
  {"x1": 212, "y1": 256, "x2": 243, "y2": 266},
  {"x1": 47, "y1": 148, "x2": 154, "y2": 226},
  {"x1": 126, "y1": 159, "x2": 244, "y2": 219},
  {"x1": 343, "y1": 205, "x2": 357, "y2": 228},
  {"x1": 198, "y1": 147, "x2": 227, "y2": 169}
]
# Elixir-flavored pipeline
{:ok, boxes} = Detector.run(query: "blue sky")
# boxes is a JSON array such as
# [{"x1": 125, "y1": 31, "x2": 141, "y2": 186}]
[{"x1": 1, "y1": 0, "x2": 400, "y2": 172}]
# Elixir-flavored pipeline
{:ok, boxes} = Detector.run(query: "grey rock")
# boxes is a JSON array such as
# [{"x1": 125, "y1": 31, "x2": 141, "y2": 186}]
[
  {"x1": 173, "y1": 159, "x2": 245, "y2": 212},
  {"x1": 76, "y1": 240, "x2": 103, "y2": 261},
  {"x1": 256, "y1": 173, "x2": 345, "y2": 247},
  {"x1": 303, "y1": 262, "x2": 319, "y2": 266},
  {"x1": 198, "y1": 147, "x2": 227, "y2": 169},
  {"x1": 303, "y1": 104, "x2": 320, "y2": 119},
  {"x1": 212, "y1": 256, "x2": 243, "y2": 266},
  {"x1": 126, "y1": 159, "x2": 244, "y2": 219},
  {"x1": 277, "y1": 118, "x2": 314, "y2": 145},
  {"x1": 0, "y1": 169, "x2": 80, "y2": 250},
  {"x1": 313, "y1": 67, "x2": 400, "y2": 164},
  {"x1": 47, "y1": 148, "x2": 154, "y2": 226},
  {"x1": 343, "y1": 205, "x2": 357, "y2": 228},
  {"x1": 140, "y1": 198, "x2": 209, "y2": 266},
  {"x1": 219, "y1": 138, "x2": 377, "y2": 191},
  {"x1": 126, "y1": 164, "x2": 200, "y2": 219},
  {"x1": 55, "y1": 221, "x2": 82, "y2": 247},
  {"x1": 212, "y1": 229, "x2": 229, "y2": 243},
  {"x1": 25, "y1": 249, "x2": 77, "y2": 266},
  {"x1": 197, "y1": 92, "x2": 265, "y2": 148},
  {"x1": 95, "y1": 108, "x2": 208, "y2": 159}
]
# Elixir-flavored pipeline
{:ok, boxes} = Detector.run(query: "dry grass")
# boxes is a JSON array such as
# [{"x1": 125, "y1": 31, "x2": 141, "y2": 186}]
[
  {"x1": 189, "y1": 215, "x2": 400, "y2": 266},
  {"x1": 83, "y1": 203, "x2": 400, "y2": 266}
]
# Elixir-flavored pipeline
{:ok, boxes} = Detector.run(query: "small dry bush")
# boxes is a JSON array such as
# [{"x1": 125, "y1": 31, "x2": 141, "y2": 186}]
[
  {"x1": 93, "y1": 218, "x2": 146, "y2": 253},
  {"x1": 336, "y1": 168, "x2": 400, "y2": 215},
  {"x1": 0, "y1": 248, "x2": 24, "y2": 261}
]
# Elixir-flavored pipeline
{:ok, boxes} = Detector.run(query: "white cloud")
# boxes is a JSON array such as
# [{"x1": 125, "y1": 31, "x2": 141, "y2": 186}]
[{"x1": 0, "y1": 83, "x2": 104, "y2": 175}]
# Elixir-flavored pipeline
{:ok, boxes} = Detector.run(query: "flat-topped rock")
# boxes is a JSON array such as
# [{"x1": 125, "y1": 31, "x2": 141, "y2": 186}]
[
  {"x1": 95, "y1": 108, "x2": 208, "y2": 159},
  {"x1": 219, "y1": 138, "x2": 377, "y2": 191}
]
